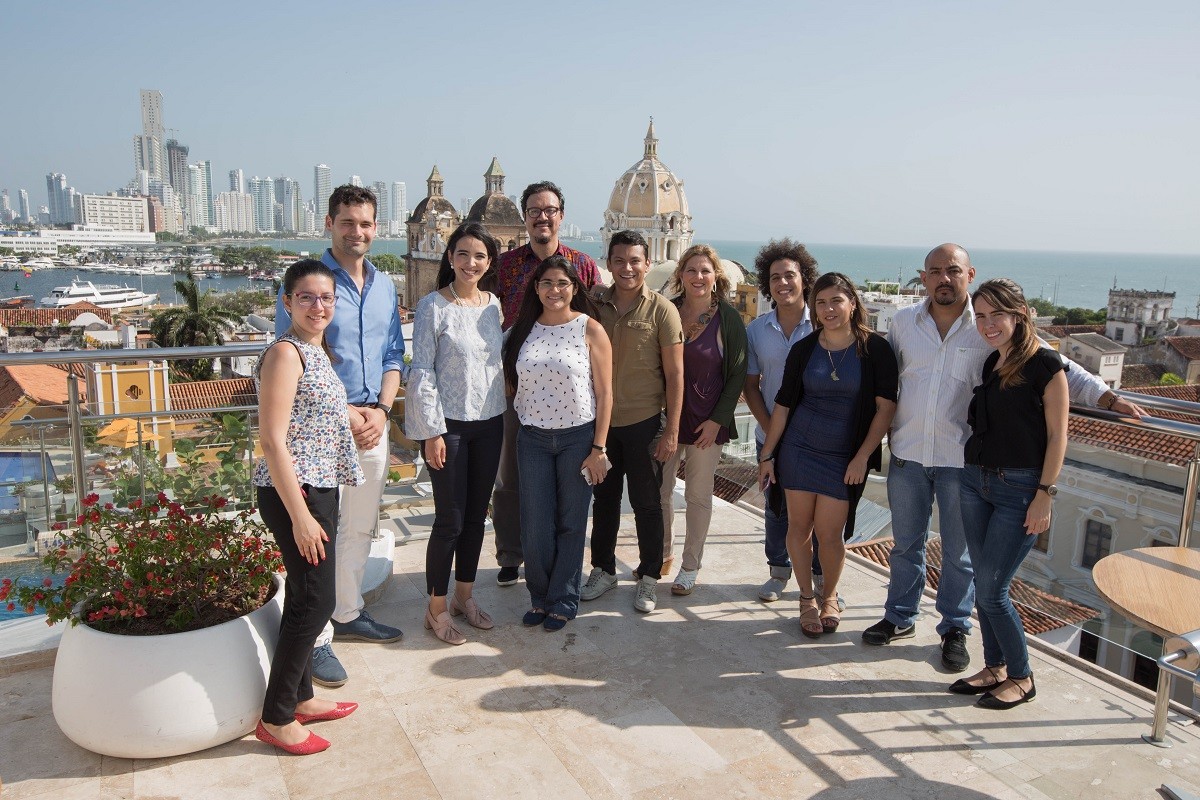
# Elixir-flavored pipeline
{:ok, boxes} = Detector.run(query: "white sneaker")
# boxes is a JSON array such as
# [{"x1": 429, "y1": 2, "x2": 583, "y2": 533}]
[
  {"x1": 634, "y1": 576, "x2": 658, "y2": 613},
  {"x1": 580, "y1": 568, "x2": 618, "y2": 601},
  {"x1": 758, "y1": 567, "x2": 791, "y2": 602}
]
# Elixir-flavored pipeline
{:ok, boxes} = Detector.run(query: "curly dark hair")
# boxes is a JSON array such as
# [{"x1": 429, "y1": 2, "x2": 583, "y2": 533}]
[
  {"x1": 753, "y1": 238, "x2": 819, "y2": 306},
  {"x1": 327, "y1": 184, "x2": 377, "y2": 221}
]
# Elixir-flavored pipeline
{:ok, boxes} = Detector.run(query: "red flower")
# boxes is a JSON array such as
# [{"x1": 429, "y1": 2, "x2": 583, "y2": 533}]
[
  {"x1": 82, "y1": 493, "x2": 100, "y2": 507},
  {"x1": 42, "y1": 577, "x2": 53, "y2": 587}
]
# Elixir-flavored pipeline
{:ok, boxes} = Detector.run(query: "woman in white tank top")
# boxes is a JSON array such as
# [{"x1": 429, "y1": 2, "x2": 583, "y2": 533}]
[{"x1": 501, "y1": 255, "x2": 612, "y2": 632}]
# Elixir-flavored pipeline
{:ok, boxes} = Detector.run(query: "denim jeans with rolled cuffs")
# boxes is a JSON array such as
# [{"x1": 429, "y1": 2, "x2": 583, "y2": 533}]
[
  {"x1": 960, "y1": 464, "x2": 1040, "y2": 679},
  {"x1": 882, "y1": 455, "x2": 974, "y2": 636},
  {"x1": 517, "y1": 421, "x2": 595, "y2": 619}
]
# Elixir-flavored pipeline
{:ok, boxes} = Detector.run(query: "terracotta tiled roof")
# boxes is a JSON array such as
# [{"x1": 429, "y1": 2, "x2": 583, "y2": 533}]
[
  {"x1": 0, "y1": 363, "x2": 87, "y2": 412},
  {"x1": 1165, "y1": 336, "x2": 1200, "y2": 361},
  {"x1": 168, "y1": 378, "x2": 257, "y2": 414},
  {"x1": 1121, "y1": 363, "x2": 1167, "y2": 387},
  {"x1": 0, "y1": 304, "x2": 114, "y2": 327},
  {"x1": 672, "y1": 455, "x2": 758, "y2": 505},
  {"x1": 848, "y1": 537, "x2": 1100, "y2": 635},
  {"x1": 1128, "y1": 384, "x2": 1200, "y2": 403},
  {"x1": 1067, "y1": 416, "x2": 1196, "y2": 466},
  {"x1": 1040, "y1": 324, "x2": 1105, "y2": 339}
]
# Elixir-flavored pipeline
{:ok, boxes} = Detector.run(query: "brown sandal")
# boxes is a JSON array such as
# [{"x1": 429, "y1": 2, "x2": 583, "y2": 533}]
[
  {"x1": 820, "y1": 596, "x2": 841, "y2": 633},
  {"x1": 799, "y1": 593, "x2": 823, "y2": 638}
]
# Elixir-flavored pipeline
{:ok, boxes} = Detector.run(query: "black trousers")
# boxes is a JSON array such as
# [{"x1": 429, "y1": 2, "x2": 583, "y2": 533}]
[
  {"x1": 590, "y1": 414, "x2": 665, "y2": 580},
  {"x1": 258, "y1": 484, "x2": 339, "y2": 725},
  {"x1": 425, "y1": 415, "x2": 504, "y2": 596}
]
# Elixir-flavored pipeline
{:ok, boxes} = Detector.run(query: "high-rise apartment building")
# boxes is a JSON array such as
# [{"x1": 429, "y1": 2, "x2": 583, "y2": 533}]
[
  {"x1": 18, "y1": 189, "x2": 31, "y2": 223},
  {"x1": 372, "y1": 181, "x2": 389, "y2": 233},
  {"x1": 249, "y1": 177, "x2": 276, "y2": 233},
  {"x1": 137, "y1": 90, "x2": 167, "y2": 180},
  {"x1": 313, "y1": 164, "x2": 332, "y2": 218},
  {"x1": 391, "y1": 181, "x2": 407, "y2": 232},
  {"x1": 0, "y1": 192, "x2": 11, "y2": 223},
  {"x1": 215, "y1": 192, "x2": 256, "y2": 234},
  {"x1": 147, "y1": 179, "x2": 183, "y2": 234},
  {"x1": 276, "y1": 177, "x2": 303, "y2": 233},
  {"x1": 229, "y1": 169, "x2": 244, "y2": 194},
  {"x1": 79, "y1": 194, "x2": 151, "y2": 232},
  {"x1": 349, "y1": 175, "x2": 363, "y2": 188},
  {"x1": 165, "y1": 140, "x2": 189, "y2": 196},
  {"x1": 45, "y1": 172, "x2": 77, "y2": 225},
  {"x1": 195, "y1": 160, "x2": 214, "y2": 227}
]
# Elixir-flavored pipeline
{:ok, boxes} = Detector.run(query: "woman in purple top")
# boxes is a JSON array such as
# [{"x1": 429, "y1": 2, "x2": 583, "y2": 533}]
[{"x1": 658, "y1": 244, "x2": 747, "y2": 595}]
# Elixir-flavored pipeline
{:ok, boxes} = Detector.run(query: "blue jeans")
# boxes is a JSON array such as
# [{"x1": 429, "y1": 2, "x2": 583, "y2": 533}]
[
  {"x1": 883, "y1": 456, "x2": 974, "y2": 635},
  {"x1": 518, "y1": 422, "x2": 595, "y2": 620},
  {"x1": 960, "y1": 465, "x2": 1039, "y2": 678},
  {"x1": 757, "y1": 441, "x2": 791, "y2": 570}
]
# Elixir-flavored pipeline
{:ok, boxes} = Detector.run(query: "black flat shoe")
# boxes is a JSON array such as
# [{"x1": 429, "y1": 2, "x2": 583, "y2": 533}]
[
  {"x1": 977, "y1": 676, "x2": 1036, "y2": 710},
  {"x1": 522, "y1": 609, "x2": 547, "y2": 626},
  {"x1": 949, "y1": 666, "x2": 1004, "y2": 695}
]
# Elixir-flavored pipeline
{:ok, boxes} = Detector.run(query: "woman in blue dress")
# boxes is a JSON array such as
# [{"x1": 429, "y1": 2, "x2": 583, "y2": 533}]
[{"x1": 758, "y1": 273, "x2": 897, "y2": 637}]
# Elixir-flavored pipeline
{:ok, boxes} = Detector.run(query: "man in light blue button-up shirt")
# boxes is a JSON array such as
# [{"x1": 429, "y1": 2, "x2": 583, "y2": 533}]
[
  {"x1": 275, "y1": 185, "x2": 406, "y2": 686},
  {"x1": 743, "y1": 239, "x2": 818, "y2": 603}
]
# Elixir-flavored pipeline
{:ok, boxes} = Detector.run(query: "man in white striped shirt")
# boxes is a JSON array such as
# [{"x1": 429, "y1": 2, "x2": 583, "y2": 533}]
[{"x1": 861, "y1": 243, "x2": 1144, "y2": 672}]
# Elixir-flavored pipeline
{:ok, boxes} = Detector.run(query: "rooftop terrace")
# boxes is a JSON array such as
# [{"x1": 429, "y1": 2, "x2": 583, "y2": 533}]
[{"x1": 2, "y1": 499, "x2": 1198, "y2": 799}]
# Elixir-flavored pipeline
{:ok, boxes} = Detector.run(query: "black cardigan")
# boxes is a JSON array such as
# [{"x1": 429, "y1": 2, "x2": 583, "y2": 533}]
[{"x1": 770, "y1": 331, "x2": 899, "y2": 537}]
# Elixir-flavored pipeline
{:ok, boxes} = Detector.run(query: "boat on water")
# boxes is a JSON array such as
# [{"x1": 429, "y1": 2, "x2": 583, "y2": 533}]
[{"x1": 38, "y1": 280, "x2": 158, "y2": 310}]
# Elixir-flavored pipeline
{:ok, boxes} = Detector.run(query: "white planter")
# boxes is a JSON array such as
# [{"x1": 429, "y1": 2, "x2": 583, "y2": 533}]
[{"x1": 51, "y1": 574, "x2": 284, "y2": 758}]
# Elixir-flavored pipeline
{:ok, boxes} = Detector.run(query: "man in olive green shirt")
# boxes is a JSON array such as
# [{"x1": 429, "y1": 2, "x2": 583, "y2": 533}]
[{"x1": 581, "y1": 230, "x2": 684, "y2": 614}]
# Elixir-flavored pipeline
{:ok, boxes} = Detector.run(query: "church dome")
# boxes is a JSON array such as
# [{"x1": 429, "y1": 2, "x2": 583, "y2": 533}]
[
  {"x1": 601, "y1": 119, "x2": 693, "y2": 263},
  {"x1": 408, "y1": 165, "x2": 457, "y2": 223},
  {"x1": 466, "y1": 158, "x2": 522, "y2": 228},
  {"x1": 606, "y1": 119, "x2": 690, "y2": 222}
]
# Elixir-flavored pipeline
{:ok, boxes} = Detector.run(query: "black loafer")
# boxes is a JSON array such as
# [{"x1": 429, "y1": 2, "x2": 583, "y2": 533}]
[
  {"x1": 522, "y1": 609, "x2": 547, "y2": 626},
  {"x1": 977, "y1": 676, "x2": 1036, "y2": 710}
]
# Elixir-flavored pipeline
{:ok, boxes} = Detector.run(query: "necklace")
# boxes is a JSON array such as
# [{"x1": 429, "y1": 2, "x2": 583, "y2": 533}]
[
  {"x1": 683, "y1": 297, "x2": 718, "y2": 342},
  {"x1": 822, "y1": 334, "x2": 853, "y2": 381},
  {"x1": 449, "y1": 283, "x2": 482, "y2": 307}
]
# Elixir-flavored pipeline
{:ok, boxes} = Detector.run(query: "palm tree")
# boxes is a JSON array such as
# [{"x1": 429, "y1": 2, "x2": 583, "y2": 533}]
[{"x1": 150, "y1": 272, "x2": 242, "y2": 381}]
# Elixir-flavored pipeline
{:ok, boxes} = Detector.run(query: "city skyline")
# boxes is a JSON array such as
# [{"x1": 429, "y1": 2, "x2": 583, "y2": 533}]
[{"x1": 2, "y1": 1, "x2": 1197, "y2": 255}]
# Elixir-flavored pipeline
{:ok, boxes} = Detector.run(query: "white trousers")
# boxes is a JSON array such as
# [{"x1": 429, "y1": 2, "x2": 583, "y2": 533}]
[
  {"x1": 315, "y1": 435, "x2": 389, "y2": 643},
  {"x1": 659, "y1": 441, "x2": 724, "y2": 573}
]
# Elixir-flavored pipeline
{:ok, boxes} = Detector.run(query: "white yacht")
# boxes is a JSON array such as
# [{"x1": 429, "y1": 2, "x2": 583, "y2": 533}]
[{"x1": 38, "y1": 280, "x2": 158, "y2": 310}]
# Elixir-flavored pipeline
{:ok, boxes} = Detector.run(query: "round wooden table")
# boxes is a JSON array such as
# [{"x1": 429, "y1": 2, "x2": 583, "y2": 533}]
[{"x1": 1093, "y1": 546, "x2": 1200, "y2": 746}]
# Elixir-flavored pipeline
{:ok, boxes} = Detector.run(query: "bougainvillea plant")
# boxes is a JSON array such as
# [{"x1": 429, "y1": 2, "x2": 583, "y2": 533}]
[{"x1": 1, "y1": 492, "x2": 283, "y2": 635}]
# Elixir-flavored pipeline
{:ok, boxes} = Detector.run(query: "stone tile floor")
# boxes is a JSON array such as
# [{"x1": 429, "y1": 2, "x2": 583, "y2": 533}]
[{"x1": 2, "y1": 500, "x2": 1199, "y2": 799}]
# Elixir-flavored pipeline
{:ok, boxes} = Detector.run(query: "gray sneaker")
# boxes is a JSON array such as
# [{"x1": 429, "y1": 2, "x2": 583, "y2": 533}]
[
  {"x1": 580, "y1": 568, "x2": 617, "y2": 601},
  {"x1": 633, "y1": 576, "x2": 657, "y2": 613},
  {"x1": 758, "y1": 566, "x2": 791, "y2": 602},
  {"x1": 311, "y1": 643, "x2": 347, "y2": 688}
]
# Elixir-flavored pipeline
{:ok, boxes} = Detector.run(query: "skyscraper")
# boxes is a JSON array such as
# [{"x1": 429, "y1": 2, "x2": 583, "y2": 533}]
[
  {"x1": 138, "y1": 90, "x2": 167, "y2": 180},
  {"x1": 194, "y1": 160, "x2": 214, "y2": 227},
  {"x1": 229, "y1": 168, "x2": 244, "y2": 194},
  {"x1": 18, "y1": 189, "x2": 31, "y2": 223},
  {"x1": 45, "y1": 172, "x2": 76, "y2": 225},
  {"x1": 313, "y1": 164, "x2": 332, "y2": 218},
  {"x1": 391, "y1": 181, "x2": 407, "y2": 225},
  {"x1": 372, "y1": 181, "x2": 389, "y2": 233},
  {"x1": 278, "y1": 178, "x2": 303, "y2": 233},
  {"x1": 166, "y1": 139, "x2": 189, "y2": 196},
  {"x1": 249, "y1": 177, "x2": 276, "y2": 233},
  {"x1": 349, "y1": 175, "x2": 363, "y2": 188},
  {"x1": 1, "y1": 192, "x2": 11, "y2": 223}
]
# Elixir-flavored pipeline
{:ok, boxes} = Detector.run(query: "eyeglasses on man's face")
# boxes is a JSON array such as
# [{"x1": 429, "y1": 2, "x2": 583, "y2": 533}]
[
  {"x1": 525, "y1": 207, "x2": 561, "y2": 219},
  {"x1": 290, "y1": 292, "x2": 338, "y2": 308}
]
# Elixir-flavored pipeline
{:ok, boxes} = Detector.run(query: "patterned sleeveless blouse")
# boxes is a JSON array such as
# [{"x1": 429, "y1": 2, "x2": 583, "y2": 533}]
[{"x1": 252, "y1": 334, "x2": 365, "y2": 489}]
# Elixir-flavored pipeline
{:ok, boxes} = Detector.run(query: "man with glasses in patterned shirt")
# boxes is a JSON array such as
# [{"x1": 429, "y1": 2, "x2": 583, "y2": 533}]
[{"x1": 491, "y1": 181, "x2": 602, "y2": 587}]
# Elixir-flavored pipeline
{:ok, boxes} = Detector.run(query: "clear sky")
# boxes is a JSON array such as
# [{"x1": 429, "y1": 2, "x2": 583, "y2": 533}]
[{"x1": 3, "y1": 1, "x2": 1197, "y2": 254}]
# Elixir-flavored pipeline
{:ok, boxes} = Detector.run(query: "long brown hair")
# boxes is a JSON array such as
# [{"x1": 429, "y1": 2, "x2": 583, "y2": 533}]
[
  {"x1": 809, "y1": 272, "x2": 871, "y2": 355},
  {"x1": 972, "y1": 278, "x2": 1038, "y2": 389}
]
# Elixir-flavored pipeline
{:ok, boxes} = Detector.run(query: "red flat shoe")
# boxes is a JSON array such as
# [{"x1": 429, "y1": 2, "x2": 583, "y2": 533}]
[
  {"x1": 255, "y1": 720, "x2": 330, "y2": 755},
  {"x1": 294, "y1": 701, "x2": 359, "y2": 724}
]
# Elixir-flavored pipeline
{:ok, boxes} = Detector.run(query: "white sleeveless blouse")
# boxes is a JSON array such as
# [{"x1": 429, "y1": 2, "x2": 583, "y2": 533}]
[{"x1": 514, "y1": 314, "x2": 595, "y2": 429}]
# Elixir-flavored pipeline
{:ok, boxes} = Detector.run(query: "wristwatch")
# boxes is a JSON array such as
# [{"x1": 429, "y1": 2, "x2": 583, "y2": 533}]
[
  {"x1": 591, "y1": 444, "x2": 607, "y2": 454},
  {"x1": 1037, "y1": 483, "x2": 1058, "y2": 496},
  {"x1": 363, "y1": 401, "x2": 382, "y2": 410}
]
